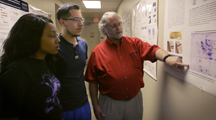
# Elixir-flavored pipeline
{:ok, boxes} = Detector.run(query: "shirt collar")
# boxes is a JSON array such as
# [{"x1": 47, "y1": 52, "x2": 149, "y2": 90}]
[
  {"x1": 58, "y1": 33, "x2": 80, "y2": 45},
  {"x1": 106, "y1": 36, "x2": 124, "y2": 46}
]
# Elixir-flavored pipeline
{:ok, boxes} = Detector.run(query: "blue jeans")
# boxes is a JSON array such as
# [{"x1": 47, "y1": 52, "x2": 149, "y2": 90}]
[{"x1": 62, "y1": 101, "x2": 91, "y2": 120}]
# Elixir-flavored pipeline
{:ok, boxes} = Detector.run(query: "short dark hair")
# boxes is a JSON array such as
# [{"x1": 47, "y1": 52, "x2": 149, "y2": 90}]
[
  {"x1": 0, "y1": 13, "x2": 54, "y2": 71},
  {"x1": 57, "y1": 4, "x2": 80, "y2": 21}
]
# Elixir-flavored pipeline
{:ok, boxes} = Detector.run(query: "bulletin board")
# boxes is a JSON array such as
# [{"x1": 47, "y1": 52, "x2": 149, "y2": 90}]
[{"x1": 163, "y1": 0, "x2": 216, "y2": 96}]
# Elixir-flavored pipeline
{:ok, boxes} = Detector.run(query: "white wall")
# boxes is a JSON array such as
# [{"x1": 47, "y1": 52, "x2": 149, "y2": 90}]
[
  {"x1": 80, "y1": 19, "x2": 100, "y2": 59},
  {"x1": 22, "y1": 0, "x2": 63, "y2": 31},
  {"x1": 55, "y1": 3, "x2": 62, "y2": 34},
  {"x1": 118, "y1": 0, "x2": 216, "y2": 120}
]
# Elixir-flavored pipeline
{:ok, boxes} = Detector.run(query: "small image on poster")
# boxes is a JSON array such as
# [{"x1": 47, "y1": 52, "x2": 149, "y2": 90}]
[
  {"x1": 167, "y1": 31, "x2": 183, "y2": 54},
  {"x1": 175, "y1": 41, "x2": 183, "y2": 54},
  {"x1": 169, "y1": 31, "x2": 182, "y2": 40}
]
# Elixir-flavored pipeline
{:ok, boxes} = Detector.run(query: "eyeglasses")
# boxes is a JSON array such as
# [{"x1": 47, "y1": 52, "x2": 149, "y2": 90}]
[
  {"x1": 106, "y1": 22, "x2": 123, "y2": 28},
  {"x1": 63, "y1": 17, "x2": 85, "y2": 23}
]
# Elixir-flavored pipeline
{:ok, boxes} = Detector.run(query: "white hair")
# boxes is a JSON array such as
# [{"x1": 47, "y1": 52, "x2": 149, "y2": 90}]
[{"x1": 98, "y1": 12, "x2": 123, "y2": 35}]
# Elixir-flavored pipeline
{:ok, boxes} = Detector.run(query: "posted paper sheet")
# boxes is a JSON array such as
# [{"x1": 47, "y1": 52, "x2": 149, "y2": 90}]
[
  {"x1": 164, "y1": 0, "x2": 216, "y2": 96},
  {"x1": 133, "y1": 0, "x2": 158, "y2": 80}
]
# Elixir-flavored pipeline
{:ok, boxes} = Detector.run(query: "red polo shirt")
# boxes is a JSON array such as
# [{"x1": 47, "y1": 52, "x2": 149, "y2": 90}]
[{"x1": 85, "y1": 36, "x2": 160, "y2": 100}]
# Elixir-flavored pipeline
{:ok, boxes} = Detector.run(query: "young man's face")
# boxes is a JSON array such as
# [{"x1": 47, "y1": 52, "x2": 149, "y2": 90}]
[{"x1": 63, "y1": 9, "x2": 84, "y2": 37}]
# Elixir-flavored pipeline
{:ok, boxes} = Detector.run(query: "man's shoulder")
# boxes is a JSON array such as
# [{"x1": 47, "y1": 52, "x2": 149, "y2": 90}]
[
  {"x1": 123, "y1": 36, "x2": 142, "y2": 45},
  {"x1": 77, "y1": 37, "x2": 87, "y2": 43},
  {"x1": 92, "y1": 40, "x2": 107, "y2": 51},
  {"x1": 123, "y1": 36, "x2": 141, "y2": 41}
]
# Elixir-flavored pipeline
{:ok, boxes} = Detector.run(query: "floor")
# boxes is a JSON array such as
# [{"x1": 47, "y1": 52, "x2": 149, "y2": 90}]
[{"x1": 85, "y1": 82, "x2": 97, "y2": 120}]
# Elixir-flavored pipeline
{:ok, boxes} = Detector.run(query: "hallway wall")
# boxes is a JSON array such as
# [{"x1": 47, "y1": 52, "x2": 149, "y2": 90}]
[
  {"x1": 23, "y1": 0, "x2": 63, "y2": 30},
  {"x1": 81, "y1": 19, "x2": 100, "y2": 60},
  {"x1": 117, "y1": 0, "x2": 216, "y2": 120}
]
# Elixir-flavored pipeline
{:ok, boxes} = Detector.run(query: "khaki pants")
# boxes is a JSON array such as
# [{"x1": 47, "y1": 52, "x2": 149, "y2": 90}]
[{"x1": 99, "y1": 90, "x2": 143, "y2": 120}]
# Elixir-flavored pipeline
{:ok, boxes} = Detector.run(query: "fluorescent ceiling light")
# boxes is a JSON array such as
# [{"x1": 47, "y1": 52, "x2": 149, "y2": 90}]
[{"x1": 83, "y1": 1, "x2": 101, "y2": 9}]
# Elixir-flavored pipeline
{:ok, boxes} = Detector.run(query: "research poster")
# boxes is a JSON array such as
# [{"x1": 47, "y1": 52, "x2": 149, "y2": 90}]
[
  {"x1": 133, "y1": 0, "x2": 158, "y2": 80},
  {"x1": 0, "y1": 0, "x2": 28, "y2": 56},
  {"x1": 164, "y1": 0, "x2": 216, "y2": 96},
  {"x1": 123, "y1": 11, "x2": 131, "y2": 37},
  {"x1": 0, "y1": 0, "x2": 50, "y2": 57}
]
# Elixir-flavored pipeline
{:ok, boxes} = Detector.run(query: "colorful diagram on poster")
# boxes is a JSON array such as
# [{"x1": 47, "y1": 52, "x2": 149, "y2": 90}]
[{"x1": 190, "y1": 31, "x2": 216, "y2": 79}]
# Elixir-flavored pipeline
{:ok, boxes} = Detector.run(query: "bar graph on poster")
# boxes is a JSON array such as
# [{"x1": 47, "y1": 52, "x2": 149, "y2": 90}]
[{"x1": 164, "y1": 0, "x2": 216, "y2": 96}]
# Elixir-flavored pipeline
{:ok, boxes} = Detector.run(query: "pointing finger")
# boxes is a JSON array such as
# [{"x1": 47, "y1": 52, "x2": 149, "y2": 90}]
[{"x1": 177, "y1": 62, "x2": 189, "y2": 67}]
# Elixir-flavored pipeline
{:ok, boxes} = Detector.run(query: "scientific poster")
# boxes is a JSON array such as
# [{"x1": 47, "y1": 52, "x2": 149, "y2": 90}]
[
  {"x1": 164, "y1": 0, "x2": 216, "y2": 96},
  {"x1": 133, "y1": 0, "x2": 158, "y2": 80},
  {"x1": 123, "y1": 11, "x2": 131, "y2": 37},
  {"x1": 0, "y1": 0, "x2": 28, "y2": 56},
  {"x1": 0, "y1": 0, "x2": 50, "y2": 57}
]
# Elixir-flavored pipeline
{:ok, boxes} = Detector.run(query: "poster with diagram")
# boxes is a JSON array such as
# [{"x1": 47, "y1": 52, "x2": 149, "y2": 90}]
[
  {"x1": 133, "y1": 0, "x2": 158, "y2": 80},
  {"x1": 190, "y1": 31, "x2": 216, "y2": 80},
  {"x1": 164, "y1": 0, "x2": 216, "y2": 96}
]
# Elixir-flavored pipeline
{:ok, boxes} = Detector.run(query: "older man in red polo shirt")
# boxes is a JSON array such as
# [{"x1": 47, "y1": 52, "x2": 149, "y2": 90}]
[{"x1": 85, "y1": 12, "x2": 189, "y2": 120}]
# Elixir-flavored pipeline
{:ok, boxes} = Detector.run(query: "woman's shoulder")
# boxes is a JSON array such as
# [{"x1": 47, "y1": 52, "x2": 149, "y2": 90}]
[{"x1": 2, "y1": 57, "x2": 45, "y2": 73}]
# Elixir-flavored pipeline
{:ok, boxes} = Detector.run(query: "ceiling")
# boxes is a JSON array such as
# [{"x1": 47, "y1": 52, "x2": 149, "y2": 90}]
[{"x1": 60, "y1": 0, "x2": 123, "y2": 19}]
